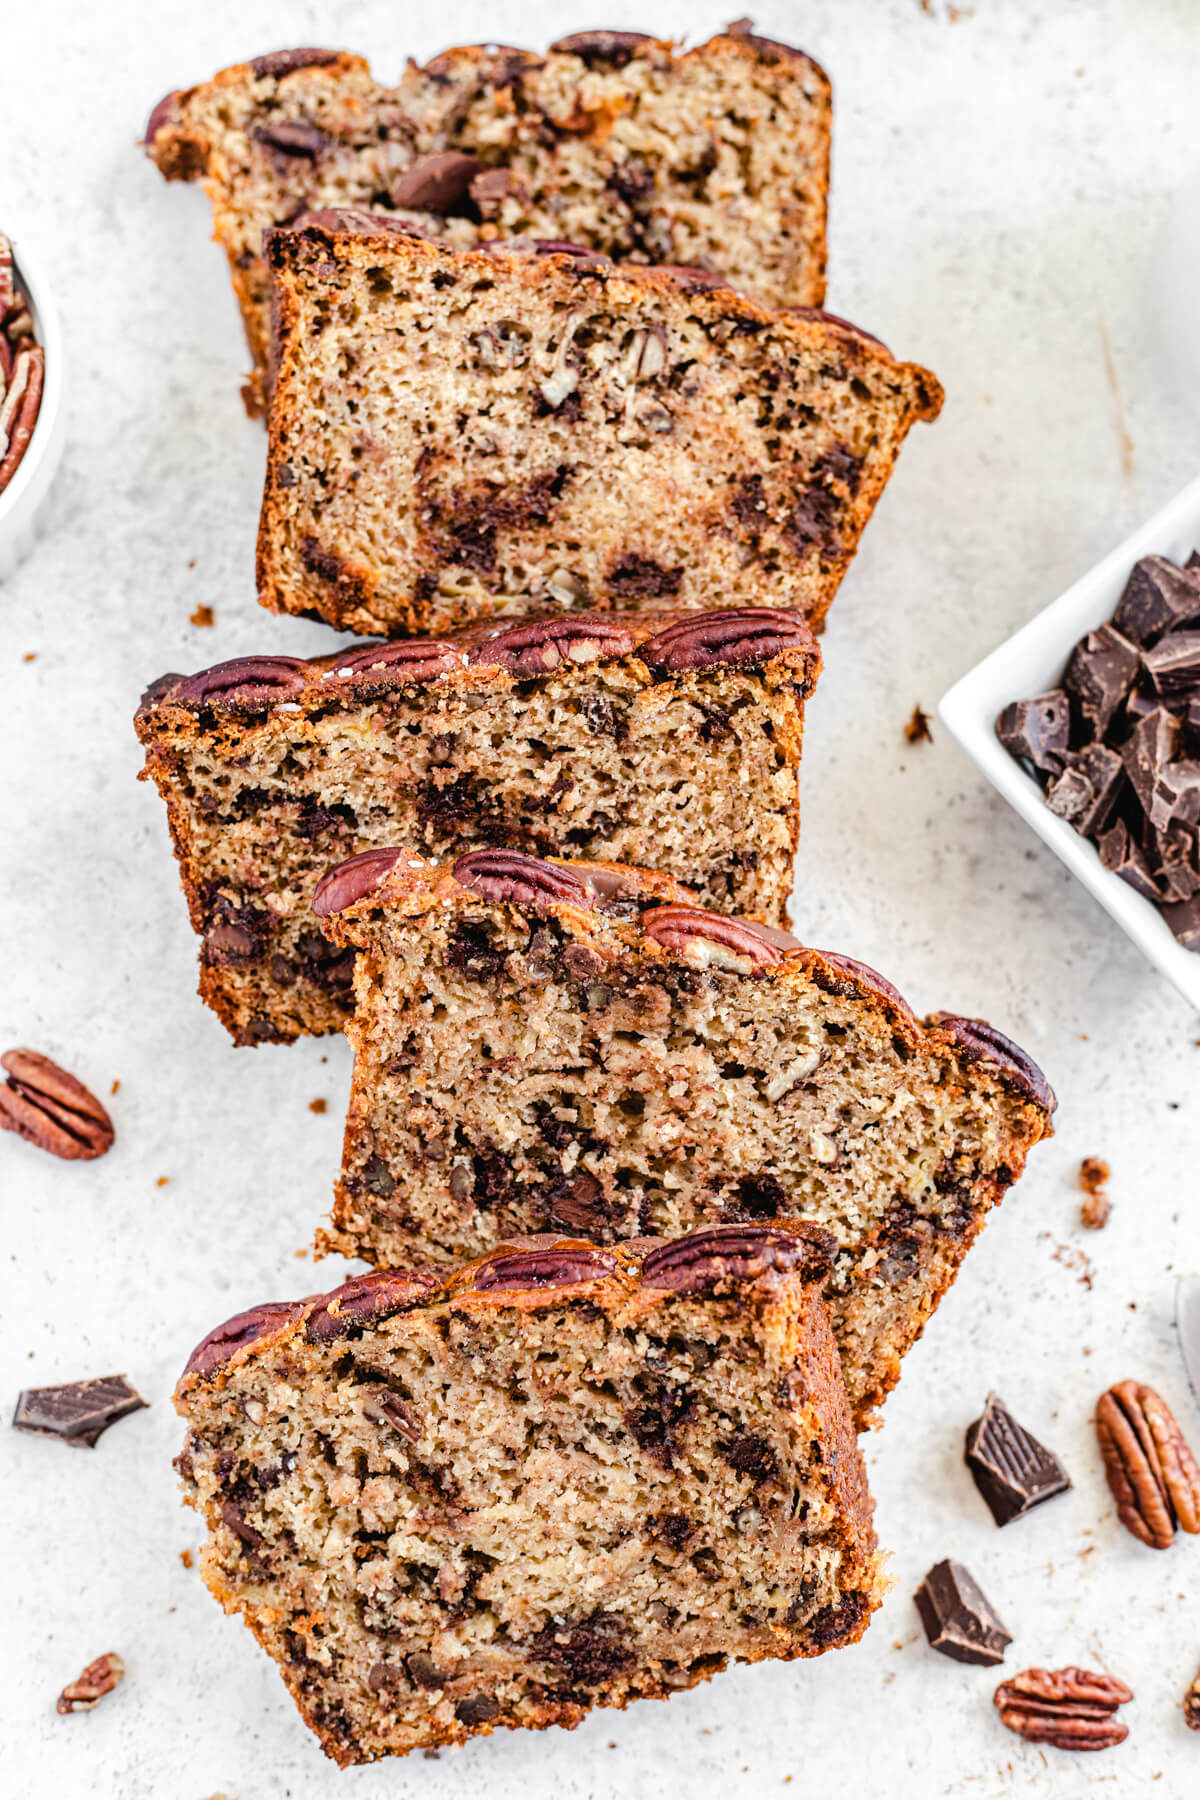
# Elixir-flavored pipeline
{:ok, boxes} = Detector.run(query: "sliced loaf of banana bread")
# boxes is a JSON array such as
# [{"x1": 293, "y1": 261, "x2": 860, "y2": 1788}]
[
  {"x1": 144, "y1": 28, "x2": 833, "y2": 413},
  {"x1": 175, "y1": 1223, "x2": 880, "y2": 1764},
  {"x1": 313, "y1": 848, "x2": 1054, "y2": 1423},
  {"x1": 258, "y1": 224, "x2": 941, "y2": 636},
  {"x1": 135, "y1": 607, "x2": 819, "y2": 1045}
]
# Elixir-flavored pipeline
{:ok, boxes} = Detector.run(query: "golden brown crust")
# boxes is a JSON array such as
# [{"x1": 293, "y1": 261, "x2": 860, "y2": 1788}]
[
  {"x1": 175, "y1": 1219, "x2": 879, "y2": 1761},
  {"x1": 145, "y1": 30, "x2": 834, "y2": 415},
  {"x1": 256, "y1": 225, "x2": 940, "y2": 637}
]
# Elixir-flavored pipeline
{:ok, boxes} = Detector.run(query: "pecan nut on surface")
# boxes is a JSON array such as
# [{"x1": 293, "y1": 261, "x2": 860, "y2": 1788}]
[
  {"x1": 993, "y1": 1667, "x2": 1133, "y2": 1751},
  {"x1": 0, "y1": 1049, "x2": 114, "y2": 1160},
  {"x1": 1095, "y1": 1379, "x2": 1200, "y2": 1548}
]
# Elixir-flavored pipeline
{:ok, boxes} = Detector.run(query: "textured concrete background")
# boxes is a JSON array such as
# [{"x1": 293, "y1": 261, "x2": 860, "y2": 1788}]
[{"x1": 2, "y1": 2, "x2": 1199, "y2": 1794}]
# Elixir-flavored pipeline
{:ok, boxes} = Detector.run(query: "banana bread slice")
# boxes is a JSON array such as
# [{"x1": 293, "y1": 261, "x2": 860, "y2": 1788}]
[
  {"x1": 135, "y1": 607, "x2": 819, "y2": 1045},
  {"x1": 174, "y1": 1223, "x2": 881, "y2": 1765},
  {"x1": 258, "y1": 225, "x2": 941, "y2": 637},
  {"x1": 313, "y1": 848, "x2": 1054, "y2": 1423},
  {"x1": 144, "y1": 27, "x2": 833, "y2": 414}
]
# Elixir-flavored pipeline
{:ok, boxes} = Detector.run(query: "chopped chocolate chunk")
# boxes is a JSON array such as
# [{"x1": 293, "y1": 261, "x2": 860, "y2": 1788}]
[
  {"x1": 1097, "y1": 819, "x2": 1163, "y2": 901},
  {"x1": 1064, "y1": 623, "x2": 1140, "y2": 735},
  {"x1": 13, "y1": 1374, "x2": 148, "y2": 1448},
  {"x1": 1150, "y1": 759, "x2": 1200, "y2": 829},
  {"x1": 1121, "y1": 705, "x2": 1179, "y2": 817},
  {"x1": 1112, "y1": 554, "x2": 1200, "y2": 645},
  {"x1": 1143, "y1": 630, "x2": 1200, "y2": 698},
  {"x1": 996, "y1": 690, "x2": 1070, "y2": 776},
  {"x1": 1065, "y1": 742, "x2": 1125, "y2": 836},
  {"x1": 1045, "y1": 765, "x2": 1094, "y2": 824},
  {"x1": 965, "y1": 1392, "x2": 1071, "y2": 1525},
  {"x1": 914, "y1": 1559, "x2": 1012, "y2": 1666}
]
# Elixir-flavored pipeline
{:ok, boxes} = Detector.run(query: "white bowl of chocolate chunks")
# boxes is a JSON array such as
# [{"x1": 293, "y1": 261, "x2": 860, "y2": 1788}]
[{"x1": 938, "y1": 470, "x2": 1200, "y2": 1013}]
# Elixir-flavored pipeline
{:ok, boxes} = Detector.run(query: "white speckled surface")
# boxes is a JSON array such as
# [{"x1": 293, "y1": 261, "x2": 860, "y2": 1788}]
[{"x1": 3, "y1": 3, "x2": 1200, "y2": 1794}]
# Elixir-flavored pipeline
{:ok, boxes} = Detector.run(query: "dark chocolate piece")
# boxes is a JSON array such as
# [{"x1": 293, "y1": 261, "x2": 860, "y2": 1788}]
[
  {"x1": 1097, "y1": 820, "x2": 1163, "y2": 902},
  {"x1": 1112, "y1": 555, "x2": 1200, "y2": 646},
  {"x1": 389, "y1": 153, "x2": 484, "y2": 216},
  {"x1": 1044, "y1": 766, "x2": 1093, "y2": 824},
  {"x1": 914, "y1": 1559, "x2": 1012, "y2": 1666},
  {"x1": 1063, "y1": 624, "x2": 1140, "y2": 735},
  {"x1": 13, "y1": 1374, "x2": 147, "y2": 1448},
  {"x1": 1143, "y1": 630, "x2": 1200, "y2": 698},
  {"x1": 996, "y1": 691, "x2": 1070, "y2": 776},
  {"x1": 1151, "y1": 760, "x2": 1200, "y2": 829},
  {"x1": 965, "y1": 1392, "x2": 1071, "y2": 1525},
  {"x1": 1121, "y1": 706, "x2": 1179, "y2": 817},
  {"x1": 1163, "y1": 892, "x2": 1200, "y2": 950},
  {"x1": 1065, "y1": 742, "x2": 1125, "y2": 837}
]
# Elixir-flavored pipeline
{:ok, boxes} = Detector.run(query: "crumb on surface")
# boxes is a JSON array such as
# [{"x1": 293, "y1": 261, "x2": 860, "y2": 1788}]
[
  {"x1": 23, "y1": 651, "x2": 36, "y2": 662},
  {"x1": 309, "y1": 1097, "x2": 327, "y2": 1114},
  {"x1": 1078, "y1": 1155, "x2": 1111, "y2": 1229},
  {"x1": 179, "y1": 1548, "x2": 193, "y2": 1569},
  {"x1": 190, "y1": 604, "x2": 215, "y2": 627},
  {"x1": 904, "y1": 704, "x2": 932, "y2": 744},
  {"x1": 155, "y1": 1175, "x2": 171, "y2": 1188},
  {"x1": 110, "y1": 1079, "x2": 120, "y2": 1095}
]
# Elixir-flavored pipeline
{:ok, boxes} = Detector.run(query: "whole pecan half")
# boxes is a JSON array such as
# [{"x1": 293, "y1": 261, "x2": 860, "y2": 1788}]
[
  {"x1": 1095, "y1": 1380, "x2": 1200, "y2": 1548},
  {"x1": 466, "y1": 1242, "x2": 618, "y2": 1293},
  {"x1": 312, "y1": 846, "x2": 411, "y2": 917},
  {"x1": 472, "y1": 615, "x2": 635, "y2": 678},
  {"x1": 811, "y1": 949, "x2": 914, "y2": 1019},
  {"x1": 550, "y1": 29, "x2": 655, "y2": 64},
  {"x1": 173, "y1": 655, "x2": 308, "y2": 710},
  {"x1": 641, "y1": 905, "x2": 782, "y2": 973},
  {"x1": 0, "y1": 1050, "x2": 114, "y2": 1160},
  {"x1": 928, "y1": 1013, "x2": 1056, "y2": 1113},
  {"x1": 182, "y1": 1301, "x2": 307, "y2": 1380},
  {"x1": 57, "y1": 1652, "x2": 125, "y2": 1715},
  {"x1": 638, "y1": 608, "x2": 814, "y2": 674},
  {"x1": 452, "y1": 848, "x2": 591, "y2": 910},
  {"x1": 328, "y1": 638, "x2": 462, "y2": 684},
  {"x1": 640, "y1": 1223, "x2": 836, "y2": 1296},
  {"x1": 250, "y1": 47, "x2": 342, "y2": 80},
  {"x1": 304, "y1": 1270, "x2": 441, "y2": 1343},
  {"x1": 1184, "y1": 1664, "x2": 1200, "y2": 1731},
  {"x1": 994, "y1": 1667, "x2": 1132, "y2": 1750}
]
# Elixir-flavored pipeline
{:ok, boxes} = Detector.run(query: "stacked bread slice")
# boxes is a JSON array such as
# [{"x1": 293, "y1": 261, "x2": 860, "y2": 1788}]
[{"x1": 140, "y1": 25, "x2": 1048, "y2": 1767}]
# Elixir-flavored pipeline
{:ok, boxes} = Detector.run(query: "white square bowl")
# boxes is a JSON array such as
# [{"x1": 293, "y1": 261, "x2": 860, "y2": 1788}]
[{"x1": 937, "y1": 471, "x2": 1200, "y2": 1012}]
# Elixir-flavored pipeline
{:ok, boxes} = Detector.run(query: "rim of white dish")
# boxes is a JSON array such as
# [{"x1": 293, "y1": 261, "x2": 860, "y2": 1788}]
[{"x1": 0, "y1": 232, "x2": 66, "y2": 529}]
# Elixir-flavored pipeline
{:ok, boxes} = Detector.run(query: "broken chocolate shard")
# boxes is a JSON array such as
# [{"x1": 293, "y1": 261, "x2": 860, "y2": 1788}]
[
  {"x1": 1162, "y1": 891, "x2": 1200, "y2": 951},
  {"x1": 1150, "y1": 760, "x2": 1200, "y2": 830},
  {"x1": 13, "y1": 1374, "x2": 148, "y2": 1448},
  {"x1": 1112, "y1": 554, "x2": 1200, "y2": 646},
  {"x1": 1065, "y1": 742, "x2": 1125, "y2": 837},
  {"x1": 1063, "y1": 624, "x2": 1140, "y2": 736},
  {"x1": 914, "y1": 1559, "x2": 1012, "y2": 1666},
  {"x1": 1121, "y1": 705, "x2": 1180, "y2": 817},
  {"x1": 965, "y1": 1392, "x2": 1071, "y2": 1525},
  {"x1": 1097, "y1": 820, "x2": 1163, "y2": 902},
  {"x1": 996, "y1": 691, "x2": 1070, "y2": 776},
  {"x1": 1143, "y1": 630, "x2": 1200, "y2": 699},
  {"x1": 1044, "y1": 766, "x2": 1093, "y2": 825}
]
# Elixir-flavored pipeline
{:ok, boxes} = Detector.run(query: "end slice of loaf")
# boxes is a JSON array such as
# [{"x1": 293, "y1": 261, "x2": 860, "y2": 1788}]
[
  {"x1": 175, "y1": 1223, "x2": 880, "y2": 1764},
  {"x1": 144, "y1": 29, "x2": 833, "y2": 413},
  {"x1": 257, "y1": 226, "x2": 941, "y2": 637},
  {"x1": 134, "y1": 606, "x2": 819, "y2": 1044},
  {"x1": 314, "y1": 848, "x2": 1054, "y2": 1423}
]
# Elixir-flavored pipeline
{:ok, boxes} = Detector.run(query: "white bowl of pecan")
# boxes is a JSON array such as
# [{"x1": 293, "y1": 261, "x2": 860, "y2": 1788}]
[
  {"x1": 938, "y1": 470, "x2": 1200, "y2": 1014},
  {"x1": 0, "y1": 231, "x2": 66, "y2": 579}
]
